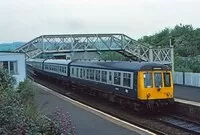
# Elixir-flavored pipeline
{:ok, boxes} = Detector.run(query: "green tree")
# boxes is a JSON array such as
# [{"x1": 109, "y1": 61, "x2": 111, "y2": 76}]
[
  {"x1": 139, "y1": 24, "x2": 200, "y2": 72},
  {"x1": 100, "y1": 51, "x2": 128, "y2": 61}
]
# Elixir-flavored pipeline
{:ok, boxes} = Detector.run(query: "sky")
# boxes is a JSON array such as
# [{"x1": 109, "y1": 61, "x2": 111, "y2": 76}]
[{"x1": 0, "y1": 0, "x2": 200, "y2": 43}]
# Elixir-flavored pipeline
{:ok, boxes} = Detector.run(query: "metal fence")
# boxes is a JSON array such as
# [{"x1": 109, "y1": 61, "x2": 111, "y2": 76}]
[{"x1": 174, "y1": 72, "x2": 200, "y2": 87}]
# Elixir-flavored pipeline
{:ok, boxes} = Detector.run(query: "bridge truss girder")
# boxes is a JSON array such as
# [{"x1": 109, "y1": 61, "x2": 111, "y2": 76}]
[{"x1": 14, "y1": 34, "x2": 174, "y2": 66}]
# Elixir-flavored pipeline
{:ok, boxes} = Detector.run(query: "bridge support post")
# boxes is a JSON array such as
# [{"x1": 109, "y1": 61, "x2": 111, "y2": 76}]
[
  {"x1": 149, "y1": 46, "x2": 153, "y2": 62},
  {"x1": 171, "y1": 46, "x2": 175, "y2": 75}
]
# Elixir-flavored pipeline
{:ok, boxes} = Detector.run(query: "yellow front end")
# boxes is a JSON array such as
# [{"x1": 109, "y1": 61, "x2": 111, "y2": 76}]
[{"x1": 137, "y1": 71, "x2": 173, "y2": 100}]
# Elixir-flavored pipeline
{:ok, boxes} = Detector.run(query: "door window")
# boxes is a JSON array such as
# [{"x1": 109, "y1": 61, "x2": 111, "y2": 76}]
[{"x1": 144, "y1": 73, "x2": 152, "y2": 88}]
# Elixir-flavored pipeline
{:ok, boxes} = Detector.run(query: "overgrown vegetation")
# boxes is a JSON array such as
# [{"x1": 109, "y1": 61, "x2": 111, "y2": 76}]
[
  {"x1": 139, "y1": 24, "x2": 200, "y2": 72},
  {"x1": 100, "y1": 51, "x2": 128, "y2": 61},
  {"x1": 100, "y1": 24, "x2": 200, "y2": 72},
  {"x1": 0, "y1": 70, "x2": 76, "y2": 135}
]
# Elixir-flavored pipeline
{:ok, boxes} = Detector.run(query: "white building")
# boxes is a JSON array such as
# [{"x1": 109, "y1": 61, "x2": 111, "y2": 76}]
[{"x1": 0, "y1": 52, "x2": 26, "y2": 85}]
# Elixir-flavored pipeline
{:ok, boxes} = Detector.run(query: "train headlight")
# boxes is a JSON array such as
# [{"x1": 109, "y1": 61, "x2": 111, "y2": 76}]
[{"x1": 166, "y1": 92, "x2": 170, "y2": 97}]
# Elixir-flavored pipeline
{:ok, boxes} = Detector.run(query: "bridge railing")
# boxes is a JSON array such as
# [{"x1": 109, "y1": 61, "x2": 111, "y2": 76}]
[{"x1": 14, "y1": 34, "x2": 173, "y2": 66}]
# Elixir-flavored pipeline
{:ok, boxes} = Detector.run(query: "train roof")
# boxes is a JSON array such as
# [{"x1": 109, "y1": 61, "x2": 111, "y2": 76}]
[
  {"x1": 27, "y1": 59, "x2": 72, "y2": 65},
  {"x1": 27, "y1": 59, "x2": 45, "y2": 63},
  {"x1": 70, "y1": 61, "x2": 171, "y2": 71},
  {"x1": 44, "y1": 59, "x2": 71, "y2": 65}
]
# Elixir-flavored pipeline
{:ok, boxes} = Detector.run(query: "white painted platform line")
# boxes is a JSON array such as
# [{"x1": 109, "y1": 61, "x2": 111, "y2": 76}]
[
  {"x1": 34, "y1": 82, "x2": 156, "y2": 135},
  {"x1": 175, "y1": 98, "x2": 200, "y2": 107}
]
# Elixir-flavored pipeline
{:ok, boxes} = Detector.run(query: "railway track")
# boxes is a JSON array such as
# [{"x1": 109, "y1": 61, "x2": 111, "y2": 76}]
[
  {"x1": 28, "y1": 71, "x2": 198, "y2": 135},
  {"x1": 157, "y1": 115, "x2": 200, "y2": 134}
]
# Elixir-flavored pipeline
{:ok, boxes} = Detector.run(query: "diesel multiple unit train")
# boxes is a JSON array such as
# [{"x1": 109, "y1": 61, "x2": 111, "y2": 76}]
[{"x1": 27, "y1": 59, "x2": 174, "y2": 111}]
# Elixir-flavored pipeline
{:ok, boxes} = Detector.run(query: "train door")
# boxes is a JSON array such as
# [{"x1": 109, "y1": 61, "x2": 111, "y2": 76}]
[{"x1": 137, "y1": 71, "x2": 154, "y2": 100}]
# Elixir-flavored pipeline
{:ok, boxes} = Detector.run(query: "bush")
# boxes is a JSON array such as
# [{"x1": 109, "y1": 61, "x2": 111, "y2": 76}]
[
  {"x1": 17, "y1": 80, "x2": 34, "y2": 104},
  {"x1": 0, "y1": 69, "x2": 16, "y2": 92},
  {"x1": 50, "y1": 108, "x2": 76, "y2": 135},
  {"x1": 0, "y1": 69, "x2": 76, "y2": 135}
]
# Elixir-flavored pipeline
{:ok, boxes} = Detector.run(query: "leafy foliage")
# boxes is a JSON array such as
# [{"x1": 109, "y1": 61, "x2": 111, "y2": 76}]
[
  {"x1": 0, "y1": 69, "x2": 16, "y2": 92},
  {"x1": 49, "y1": 108, "x2": 76, "y2": 135},
  {"x1": 100, "y1": 51, "x2": 129, "y2": 61},
  {"x1": 139, "y1": 24, "x2": 200, "y2": 72},
  {"x1": 0, "y1": 70, "x2": 39, "y2": 134},
  {"x1": 0, "y1": 70, "x2": 76, "y2": 135},
  {"x1": 18, "y1": 80, "x2": 34, "y2": 104}
]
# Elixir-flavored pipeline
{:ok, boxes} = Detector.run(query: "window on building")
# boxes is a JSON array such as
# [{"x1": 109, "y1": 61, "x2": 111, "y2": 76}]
[
  {"x1": 0, "y1": 61, "x2": 18, "y2": 75},
  {"x1": 10, "y1": 62, "x2": 15, "y2": 74},
  {"x1": 123, "y1": 73, "x2": 131, "y2": 87},
  {"x1": 3, "y1": 61, "x2": 8, "y2": 70},
  {"x1": 114, "y1": 72, "x2": 121, "y2": 85}
]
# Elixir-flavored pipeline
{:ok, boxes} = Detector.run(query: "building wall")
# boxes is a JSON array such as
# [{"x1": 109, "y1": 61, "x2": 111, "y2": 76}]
[{"x1": 0, "y1": 53, "x2": 26, "y2": 85}]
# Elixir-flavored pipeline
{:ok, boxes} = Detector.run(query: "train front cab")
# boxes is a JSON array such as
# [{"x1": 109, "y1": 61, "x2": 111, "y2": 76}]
[{"x1": 137, "y1": 70, "x2": 174, "y2": 106}]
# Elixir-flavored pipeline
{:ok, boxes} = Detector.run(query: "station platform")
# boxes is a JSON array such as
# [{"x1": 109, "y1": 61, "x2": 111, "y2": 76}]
[{"x1": 33, "y1": 82, "x2": 153, "y2": 135}]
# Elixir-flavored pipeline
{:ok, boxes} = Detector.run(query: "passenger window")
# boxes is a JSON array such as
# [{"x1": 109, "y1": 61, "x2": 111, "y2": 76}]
[
  {"x1": 164, "y1": 73, "x2": 171, "y2": 87},
  {"x1": 64, "y1": 67, "x2": 66, "y2": 73},
  {"x1": 55, "y1": 66, "x2": 57, "y2": 71},
  {"x1": 62, "y1": 67, "x2": 64, "y2": 73},
  {"x1": 57, "y1": 66, "x2": 59, "y2": 72},
  {"x1": 71, "y1": 68, "x2": 74, "y2": 76},
  {"x1": 101, "y1": 71, "x2": 107, "y2": 82},
  {"x1": 144, "y1": 73, "x2": 153, "y2": 88},
  {"x1": 123, "y1": 73, "x2": 131, "y2": 87},
  {"x1": 114, "y1": 72, "x2": 121, "y2": 85},
  {"x1": 95, "y1": 70, "x2": 100, "y2": 81},
  {"x1": 108, "y1": 72, "x2": 112, "y2": 83},
  {"x1": 83, "y1": 69, "x2": 86, "y2": 78},
  {"x1": 80, "y1": 69, "x2": 83, "y2": 78},
  {"x1": 90, "y1": 69, "x2": 94, "y2": 80},
  {"x1": 86, "y1": 69, "x2": 90, "y2": 79},
  {"x1": 154, "y1": 72, "x2": 162, "y2": 88},
  {"x1": 76, "y1": 68, "x2": 79, "y2": 77},
  {"x1": 63, "y1": 67, "x2": 65, "y2": 73}
]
